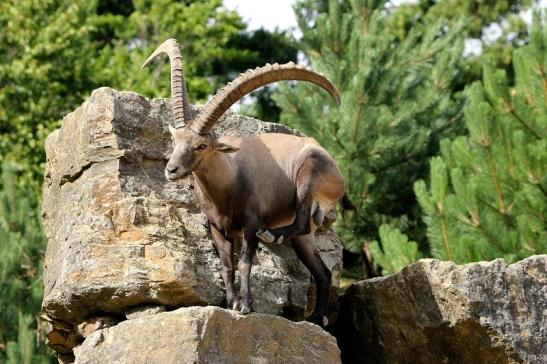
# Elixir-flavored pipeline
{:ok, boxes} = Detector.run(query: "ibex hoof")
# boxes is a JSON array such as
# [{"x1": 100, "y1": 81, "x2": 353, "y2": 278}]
[
  {"x1": 231, "y1": 299, "x2": 240, "y2": 311},
  {"x1": 240, "y1": 304, "x2": 251, "y2": 315},
  {"x1": 325, "y1": 210, "x2": 336, "y2": 221},
  {"x1": 256, "y1": 229, "x2": 275, "y2": 243},
  {"x1": 276, "y1": 235, "x2": 284, "y2": 244},
  {"x1": 313, "y1": 207, "x2": 325, "y2": 226}
]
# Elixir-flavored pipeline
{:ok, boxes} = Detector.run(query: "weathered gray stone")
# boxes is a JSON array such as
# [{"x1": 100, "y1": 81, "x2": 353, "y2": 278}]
[
  {"x1": 41, "y1": 87, "x2": 342, "y2": 346},
  {"x1": 336, "y1": 255, "x2": 547, "y2": 364},
  {"x1": 73, "y1": 306, "x2": 341, "y2": 364}
]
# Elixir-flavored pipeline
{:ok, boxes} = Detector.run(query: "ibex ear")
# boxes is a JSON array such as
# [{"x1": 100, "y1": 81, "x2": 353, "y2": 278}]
[{"x1": 216, "y1": 142, "x2": 239, "y2": 153}]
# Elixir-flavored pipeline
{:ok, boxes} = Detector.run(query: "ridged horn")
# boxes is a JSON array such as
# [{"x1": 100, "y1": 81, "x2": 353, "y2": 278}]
[
  {"x1": 190, "y1": 62, "x2": 341, "y2": 134},
  {"x1": 142, "y1": 38, "x2": 192, "y2": 127}
]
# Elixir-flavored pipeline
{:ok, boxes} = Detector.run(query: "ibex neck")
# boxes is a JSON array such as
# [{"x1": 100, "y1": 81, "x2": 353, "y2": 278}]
[{"x1": 192, "y1": 152, "x2": 236, "y2": 210}]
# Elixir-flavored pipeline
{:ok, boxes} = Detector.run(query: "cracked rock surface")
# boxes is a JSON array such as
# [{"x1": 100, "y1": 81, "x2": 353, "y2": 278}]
[
  {"x1": 73, "y1": 306, "x2": 341, "y2": 364},
  {"x1": 41, "y1": 87, "x2": 343, "y2": 354},
  {"x1": 336, "y1": 255, "x2": 547, "y2": 364}
]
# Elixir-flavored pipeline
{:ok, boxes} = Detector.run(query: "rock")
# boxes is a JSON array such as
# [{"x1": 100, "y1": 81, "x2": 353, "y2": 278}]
[
  {"x1": 45, "y1": 326, "x2": 81, "y2": 355},
  {"x1": 57, "y1": 353, "x2": 76, "y2": 364},
  {"x1": 41, "y1": 87, "x2": 342, "y2": 343},
  {"x1": 77, "y1": 317, "x2": 119, "y2": 338},
  {"x1": 125, "y1": 305, "x2": 165, "y2": 320},
  {"x1": 73, "y1": 306, "x2": 341, "y2": 364},
  {"x1": 336, "y1": 255, "x2": 547, "y2": 364}
]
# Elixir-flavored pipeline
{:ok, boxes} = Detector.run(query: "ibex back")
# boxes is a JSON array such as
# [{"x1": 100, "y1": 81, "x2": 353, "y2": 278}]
[{"x1": 143, "y1": 39, "x2": 352, "y2": 328}]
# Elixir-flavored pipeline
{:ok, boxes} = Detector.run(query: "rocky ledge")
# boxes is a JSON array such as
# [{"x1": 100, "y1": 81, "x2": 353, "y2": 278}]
[
  {"x1": 336, "y1": 255, "x2": 547, "y2": 364},
  {"x1": 72, "y1": 306, "x2": 340, "y2": 364}
]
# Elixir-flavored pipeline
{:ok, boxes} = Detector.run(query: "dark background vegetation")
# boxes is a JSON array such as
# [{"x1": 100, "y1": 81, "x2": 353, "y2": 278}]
[{"x1": 0, "y1": 0, "x2": 544, "y2": 361}]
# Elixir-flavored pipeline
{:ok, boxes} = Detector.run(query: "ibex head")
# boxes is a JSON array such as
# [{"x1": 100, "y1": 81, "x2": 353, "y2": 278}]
[
  {"x1": 164, "y1": 126, "x2": 239, "y2": 180},
  {"x1": 142, "y1": 38, "x2": 341, "y2": 182}
]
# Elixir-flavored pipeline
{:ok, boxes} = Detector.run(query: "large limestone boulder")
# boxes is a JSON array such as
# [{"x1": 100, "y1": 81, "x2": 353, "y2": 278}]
[
  {"x1": 41, "y1": 87, "x2": 342, "y2": 353},
  {"x1": 336, "y1": 255, "x2": 547, "y2": 364},
  {"x1": 73, "y1": 306, "x2": 341, "y2": 364}
]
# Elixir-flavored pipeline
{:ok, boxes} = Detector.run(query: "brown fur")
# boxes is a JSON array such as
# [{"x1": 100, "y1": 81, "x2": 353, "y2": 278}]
[
  {"x1": 143, "y1": 39, "x2": 346, "y2": 327},
  {"x1": 166, "y1": 129, "x2": 345, "y2": 326}
]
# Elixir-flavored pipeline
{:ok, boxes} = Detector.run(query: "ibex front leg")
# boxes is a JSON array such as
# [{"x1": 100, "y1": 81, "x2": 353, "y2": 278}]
[
  {"x1": 238, "y1": 218, "x2": 260, "y2": 314},
  {"x1": 211, "y1": 225, "x2": 238, "y2": 310}
]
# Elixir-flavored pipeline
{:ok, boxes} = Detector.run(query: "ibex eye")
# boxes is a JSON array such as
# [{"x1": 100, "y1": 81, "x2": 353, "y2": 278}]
[{"x1": 198, "y1": 143, "x2": 208, "y2": 150}]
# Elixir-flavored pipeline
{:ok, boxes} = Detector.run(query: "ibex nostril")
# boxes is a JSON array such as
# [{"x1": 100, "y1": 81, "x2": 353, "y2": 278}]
[{"x1": 168, "y1": 166, "x2": 178, "y2": 174}]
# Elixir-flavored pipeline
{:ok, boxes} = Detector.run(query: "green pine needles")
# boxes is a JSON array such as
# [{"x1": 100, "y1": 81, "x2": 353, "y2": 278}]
[
  {"x1": 370, "y1": 225, "x2": 422, "y2": 276},
  {"x1": 275, "y1": 0, "x2": 467, "y2": 254},
  {"x1": 279, "y1": 1, "x2": 545, "y2": 275},
  {"x1": 0, "y1": 164, "x2": 50, "y2": 363},
  {"x1": 414, "y1": 14, "x2": 546, "y2": 264}
]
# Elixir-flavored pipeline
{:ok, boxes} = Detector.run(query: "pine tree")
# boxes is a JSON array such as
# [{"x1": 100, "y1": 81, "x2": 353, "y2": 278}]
[
  {"x1": 274, "y1": 0, "x2": 466, "y2": 259},
  {"x1": 389, "y1": 0, "x2": 537, "y2": 88},
  {"x1": 414, "y1": 13, "x2": 546, "y2": 263},
  {"x1": 0, "y1": 164, "x2": 50, "y2": 363}
]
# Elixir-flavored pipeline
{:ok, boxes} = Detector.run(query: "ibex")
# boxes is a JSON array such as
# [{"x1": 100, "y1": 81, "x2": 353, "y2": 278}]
[{"x1": 143, "y1": 39, "x2": 352, "y2": 327}]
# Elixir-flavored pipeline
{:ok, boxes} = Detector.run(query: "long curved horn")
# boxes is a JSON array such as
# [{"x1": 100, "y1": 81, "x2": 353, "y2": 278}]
[
  {"x1": 142, "y1": 38, "x2": 192, "y2": 127},
  {"x1": 190, "y1": 62, "x2": 340, "y2": 134}
]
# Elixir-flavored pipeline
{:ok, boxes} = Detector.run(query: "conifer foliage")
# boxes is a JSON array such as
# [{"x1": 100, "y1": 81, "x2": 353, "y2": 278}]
[
  {"x1": 414, "y1": 14, "x2": 546, "y2": 263},
  {"x1": 0, "y1": 164, "x2": 49, "y2": 363},
  {"x1": 274, "y1": 0, "x2": 466, "y2": 254},
  {"x1": 0, "y1": 0, "x2": 295, "y2": 196},
  {"x1": 370, "y1": 224, "x2": 421, "y2": 275}
]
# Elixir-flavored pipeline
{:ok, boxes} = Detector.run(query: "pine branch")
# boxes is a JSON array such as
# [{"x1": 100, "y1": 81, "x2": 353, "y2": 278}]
[
  {"x1": 351, "y1": 93, "x2": 366, "y2": 144},
  {"x1": 474, "y1": 222, "x2": 509, "y2": 255},
  {"x1": 370, "y1": 153, "x2": 419, "y2": 174},
  {"x1": 509, "y1": 108, "x2": 542, "y2": 139},
  {"x1": 438, "y1": 212, "x2": 453, "y2": 261},
  {"x1": 536, "y1": 183, "x2": 547, "y2": 198},
  {"x1": 484, "y1": 146, "x2": 507, "y2": 213},
  {"x1": 476, "y1": 195, "x2": 517, "y2": 230}
]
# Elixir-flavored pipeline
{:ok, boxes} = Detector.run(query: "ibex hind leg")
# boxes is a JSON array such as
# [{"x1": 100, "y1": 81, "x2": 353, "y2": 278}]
[
  {"x1": 312, "y1": 202, "x2": 325, "y2": 226},
  {"x1": 256, "y1": 160, "x2": 317, "y2": 244},
  {"x1": 291, "y1": 233, "x2": 331, "y2": 328},
  {"x1": 256, "y1": 198, "x2": 324, "y2": 244}
]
